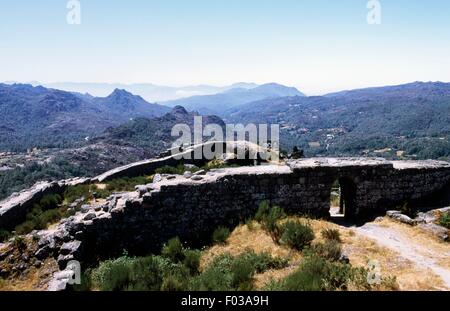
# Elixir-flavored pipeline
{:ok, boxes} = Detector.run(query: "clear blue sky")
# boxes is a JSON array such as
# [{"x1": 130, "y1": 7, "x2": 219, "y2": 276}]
[{"x1": 1, "y1": 0, "x2": 449, "y2": 94}]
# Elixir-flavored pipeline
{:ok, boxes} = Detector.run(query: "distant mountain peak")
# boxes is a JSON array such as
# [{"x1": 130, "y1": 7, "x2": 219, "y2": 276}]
[
  {"x1": 171, "y1": 105, "x2": 189, "y2": 115},
  {"x1": 254, "y1": 83, "x2": 305, "y2": 96},
  {"x1": 229, "y1": 82, "x2": 259, "y2": 89},
  {"x1": 109, "y1": 88, "x2": 134, "y2": 97}
]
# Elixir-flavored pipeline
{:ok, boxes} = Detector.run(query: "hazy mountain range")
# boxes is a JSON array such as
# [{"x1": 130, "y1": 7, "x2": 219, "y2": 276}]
[
  {"x1": 162, "y1": 83, "x2": 305, "y2": 115},
  {"x1": 2, "y1": 81, "x2": 259, "y2": 102},
  {"x1": 1, "y1": 81, "x2": 449, "y2": 161}
]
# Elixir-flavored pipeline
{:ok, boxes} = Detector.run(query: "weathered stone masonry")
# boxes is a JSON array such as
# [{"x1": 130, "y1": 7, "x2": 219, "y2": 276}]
[
  {"x1": 56, "y1": 158, "x2": 450, "y2": 266},
  {"x1": 2, "y1": 156, "x2": 449, "y2": 290},
  {"x1": 0, "y1": 178, "x2": 89, "y2": 231}
]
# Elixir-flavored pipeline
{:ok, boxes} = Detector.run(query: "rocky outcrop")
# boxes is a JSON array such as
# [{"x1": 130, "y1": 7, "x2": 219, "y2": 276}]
[
  {"x1": 386, "y1": 211, "x2": 417, "y2": 225},
  {"x1": 385, "y1": 207, "x2": 450, "y2": 241}
]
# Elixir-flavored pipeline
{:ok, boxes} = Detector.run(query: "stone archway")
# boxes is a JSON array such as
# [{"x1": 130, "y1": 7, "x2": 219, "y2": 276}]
[{"x1": 330, "y1": 176, "x2": 357, "y2": 220}]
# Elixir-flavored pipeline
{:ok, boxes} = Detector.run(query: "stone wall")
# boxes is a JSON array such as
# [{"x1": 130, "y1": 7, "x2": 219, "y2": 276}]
[
  {"x1": 92, "y1": 141, "x2": 271, "y2": 182},
  {"x1": 27, "y1": 158, "x2": 450, "y2": 290},
  {"x1": 43, "y1": 159, "x2": 450, "y2": 265},
  {"x1": 0, "y1": 178, "x2": 89, "y2": 231},
  {"x1": 0, "y1": 141, "x2": 271, "y2": 231}
]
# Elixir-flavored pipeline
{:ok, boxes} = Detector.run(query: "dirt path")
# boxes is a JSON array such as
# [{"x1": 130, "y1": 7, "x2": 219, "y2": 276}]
[{"x1": 355, "y1": 222, "x2": 450, "y2": 289}]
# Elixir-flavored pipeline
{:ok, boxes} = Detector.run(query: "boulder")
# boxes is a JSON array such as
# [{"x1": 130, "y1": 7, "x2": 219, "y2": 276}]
[
  {"x1": 83, "y1": 213, "x2": 96, "y2": 221},
  {"x1": 386, "y1": 210, "x2": 401, "y2": 217},
  {"x1": 419, "y1": 223, "x2": 449, "y2": 242},
  {"x1": 135, "y1": 185, "x2": 149, "y2": 197},
  {"x1": 35, "y1": 247, "x2": 50, "y2": 260},
  {"x1": 183, "y1": 171, "x2": 193, "y2": 179},
  {"x1": 60, "y1": 241, "x2": 82, "y2": 256},
  {"x1": 153, "y1": 174, "x2": 163, "y2": 183},
  {"x1": 80, "y1": 205, "x2": 91, "y2": 214},
  {"x1": 388, "y1": 213, "x2": 417, "y2": 226}
]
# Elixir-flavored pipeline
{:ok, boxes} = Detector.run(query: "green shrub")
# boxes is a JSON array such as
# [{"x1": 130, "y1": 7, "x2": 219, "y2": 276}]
[
  {"x1": 189, "y1": 251, "x2": 287, "y2": 291},
  {"x1": 39, "y1": 194, "x2": 62, "y2": 210},
  {"x1": 255, "y1": 202, "x2": 286, "y2": 242},
  {"x1": 15, "y1": 221, "x2": 36, "y2": 235},
  {"x1": 155, "y1": 165, "x2": 199, "y2": 175},
  {"x1": 262, "y1": 278, "x2": 285, "y2": 291},
  {"x1": 310, "y1": 241, "x2": 342, "y2": 262},
  {"x1": 39, "y1": 209, "x2": 63, "y2": 226},
  {"x1": 64, "y1": 184, "x2": 92, "y2": 204},
  {"x1": 92, "y1": 256, "x2": 134, "y2": 291},
  {"x1": 202, "y1": 159, "x2": 226, "y2": 171},
  {"x1": 128, "y1": 256, "x2": 164, "y2": 291},
  {"x1": 92, "y1": 256, "x2": 164, "y2": 291},
  {"x1": 92, "y1": 187, "x2": 111, "y2": 200},
  {"x1": 212, "y1": 227, "x2": 231, "y2": 245},
  {"x1": 189, "y1": 254, "x2": 234, "y2": 291},
  {"x1": 231, "y1": 256, "x2": 255, "y2": 291},
  {"x1": 183, "y1": 249, "x2": 201, "y2": 275},
  {"x1": 439, "y1": 212, "x2": 450, "y2": 229},
  {"x1": 279, "y1": 221, "x2": 315, "y2": 251},
  {"x1": 254, "y1": 201, "x2": 271, "y2": 222},
  {"x1": 73, "y1": 270, "x2": 93, "y2": 292},
  {"x1": 161, "y1": 274, "x2": 186, "y2": 291},
  {"x1": 106, "y1": 176, "x2": 150, "y2": 193},
  {"x1": 161, "y1": 237, "x2": 184, "y2": 263},
  {"x1": 238, "y1": 251, "x2": 288, "y2": 273},
  {"x1": 11, "y1": 236, "x2": 27, "y2": 251},
  {"x1": 0, "y1": 229, "x2": 11, "y2": 242},
  {"x1": 280, "y1": 255, "x2": 354, "y2": 291},
  {"x1": 15, "y1": 205, "x2": 66, "y2": 235},
  {"x1": 245, "y1": 219, "x2": 255, "y2": 231},
  {"x1": 321, "y1": 229, "x2": 342, "y2": 243}
]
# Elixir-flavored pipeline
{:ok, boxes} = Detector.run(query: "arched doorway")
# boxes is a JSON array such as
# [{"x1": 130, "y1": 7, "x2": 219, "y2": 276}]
[{"x1": 329, "y1": 177, "x2": 357, "y2": 220}]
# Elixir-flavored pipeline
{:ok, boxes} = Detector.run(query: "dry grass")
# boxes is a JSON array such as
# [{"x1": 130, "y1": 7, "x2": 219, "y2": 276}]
[
  {"x1": 200, "y1": 215, "x2": 449, "y2": 291},
  {"x1": 0, "y1": 237, "x2": 59, "y2": 291},
  {"x1": 344, "y1": 218, "x2": 450, "y2": 291},
  {"x1": 201, "y1": 221, "x2": 301, "y2": 269},
  {"x1": 378, "y1": 218, "x2": 450, "y2": 254},
  {"x1": 375, "y1": 218, "x2": 450, "y2": 277},
  {"x1": 343, "y1": 229, "x2": 445, "y2": 291},
  {"x1": 0, "y1": 258, "x2": 58, "y2": 291},
  {"x1": 200, "y1": 220, "x2": 303, "y2": 288},
  {"x1": 2, "y1": 214, "x2": 446, "y2": 291},
  {"x1": 95, "y1": 183, "x2": 107, "y2": 190}
]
